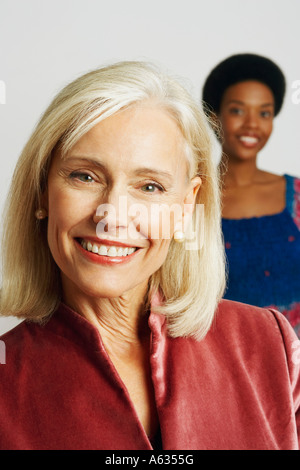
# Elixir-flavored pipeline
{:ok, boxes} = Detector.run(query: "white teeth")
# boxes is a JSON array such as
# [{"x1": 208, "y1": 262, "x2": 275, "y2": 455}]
[
  {"x1": 107, "y1": 246, "x2": 117, "y2": 257},
  {"x1": 239, "y1": 136, "x2": 258, "y2": 144},
  {"x1": 80, "y1": 239, "x2": 137, "y2": 257},
  {"x1": 92, "y1": 244, "x2": 99, "y2": 254},
  {"x1": 99, "y1": 245, "x2": 108, "y2": 256}
]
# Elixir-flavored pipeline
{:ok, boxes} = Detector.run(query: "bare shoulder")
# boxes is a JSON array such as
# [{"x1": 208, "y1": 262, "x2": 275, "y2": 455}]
[
  {"x1": 257, "y1": 170, "x2": 285, "y2": 185},
  {"x1": 222, "y1": 171, "x2": 286, "y2": 218}
]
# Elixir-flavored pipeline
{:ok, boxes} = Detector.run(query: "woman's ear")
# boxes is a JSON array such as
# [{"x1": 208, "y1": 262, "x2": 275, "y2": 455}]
[
  {"x1": 181, "y1": 176, "x2": 202, "y2": 232},
  {"x1": 35, "y1": 188, "x2": 49, "y2": 219},
  {"x1": 184, "y1": 176, "x2": 202, "y2": 206}
]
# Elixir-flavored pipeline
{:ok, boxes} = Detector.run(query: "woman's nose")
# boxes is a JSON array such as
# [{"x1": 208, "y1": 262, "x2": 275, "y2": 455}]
[
  {"x1": 92, "y1": 188, "x2": 129, "y2": 236},
  {"x1": 244, "y1": 110, "x2": 259, "y2": 128}
]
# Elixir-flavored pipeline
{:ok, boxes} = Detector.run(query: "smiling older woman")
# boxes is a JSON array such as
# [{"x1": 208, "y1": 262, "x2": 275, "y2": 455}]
[{"x1": 0, "y1": 62, "x2": 299, "y2": 450}]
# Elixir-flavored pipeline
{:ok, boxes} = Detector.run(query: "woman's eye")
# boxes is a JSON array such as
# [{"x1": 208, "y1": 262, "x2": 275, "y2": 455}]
[
  {"x1": 261, "y1": 111, "x2": 273, "y2": 118},
  {"x1": 140, "y1": 183, "x2": 163, "y2": 193},
  {"x1": 69, "y1": 172, "x2": 95, "y2": 183},
  {"x1": 229, "y1": 107, "x2": 243, "y2": 115}
]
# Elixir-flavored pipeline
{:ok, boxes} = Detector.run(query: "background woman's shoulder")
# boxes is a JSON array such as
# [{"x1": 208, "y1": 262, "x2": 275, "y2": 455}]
[{"x1": 285, "y1": 174, "x2": 300, "y2": 228}]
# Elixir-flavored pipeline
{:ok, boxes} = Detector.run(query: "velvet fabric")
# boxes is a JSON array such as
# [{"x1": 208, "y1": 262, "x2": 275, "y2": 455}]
[{"x1": 0, "y1": 300, "x2": 299, "y2": 450}]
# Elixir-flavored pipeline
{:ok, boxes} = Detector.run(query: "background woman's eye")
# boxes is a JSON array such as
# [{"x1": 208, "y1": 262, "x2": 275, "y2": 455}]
[
  {"x1": 229, "y1": 107, "x2": 243, "y2": 115},
  {"x1": 261, "y1": 110, "x2": 273, "y2": 118}
]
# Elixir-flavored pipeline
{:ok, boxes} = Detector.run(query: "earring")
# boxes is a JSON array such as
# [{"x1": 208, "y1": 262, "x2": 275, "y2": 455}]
[
  {"x1": 173, "y1": 230, "x2": 185, "y2": 243},
  {"x1": 35, "y1": 208, "x2": 47, "y2": 220}
]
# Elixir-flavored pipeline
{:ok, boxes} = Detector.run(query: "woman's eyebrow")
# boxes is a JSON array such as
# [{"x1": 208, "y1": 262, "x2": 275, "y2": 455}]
[
  {"x1": 63, "y1": 156, "x2": 106, "y2": 170},
  {"x1": 133, "y1": 167, "x2": 174, "y2": 181},
  {"x1": 62, "y1": 157, "x2": 174, "y2": 181},
  {"x1": 226, "y1": 99, "x2": 245, "y2": 106},
  {"x1": 226, "y1": 99, "x2": 274, "y2": 107}
]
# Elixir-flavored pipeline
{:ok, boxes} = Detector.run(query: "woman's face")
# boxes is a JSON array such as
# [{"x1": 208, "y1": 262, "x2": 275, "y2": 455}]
[
  {"x1": 45, "y1": 106, "x2": 201, "y2": 302},
  {"x1": 218, "y1": 80, "x2": 275, "y2": 161}
]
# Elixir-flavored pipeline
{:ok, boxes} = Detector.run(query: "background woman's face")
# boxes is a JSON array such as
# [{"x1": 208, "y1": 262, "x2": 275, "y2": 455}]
[
  {"x1": 45, "y1": 106, "x2": 200, "y2": 301},
  {"x1": 218, "y1": 80, "x2": 275, "y2": 161}
]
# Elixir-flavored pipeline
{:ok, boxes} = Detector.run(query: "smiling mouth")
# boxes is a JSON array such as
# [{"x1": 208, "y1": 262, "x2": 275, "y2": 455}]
[
  {"x1": 79, "y1": 238, "x2": 138, "y2": 257},
  {"x1": 238, "y1": 135, "x2": 259, "y2": 145}
]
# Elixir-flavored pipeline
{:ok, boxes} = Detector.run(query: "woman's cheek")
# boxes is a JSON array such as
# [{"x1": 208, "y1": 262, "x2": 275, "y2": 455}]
[{"x1": 145, "y1": 204, "x2": 182, "y2": 241}]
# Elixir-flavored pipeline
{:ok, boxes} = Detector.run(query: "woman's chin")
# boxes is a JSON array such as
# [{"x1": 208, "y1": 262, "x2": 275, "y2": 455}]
[{"x1": 62, "y1": 275, "x2": 149, "y2": 304}]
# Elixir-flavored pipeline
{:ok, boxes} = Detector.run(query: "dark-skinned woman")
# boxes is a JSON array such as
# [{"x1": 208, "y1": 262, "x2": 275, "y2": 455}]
[{"x1": 203, "y1": 53, "x2": 300, "y2": 337}]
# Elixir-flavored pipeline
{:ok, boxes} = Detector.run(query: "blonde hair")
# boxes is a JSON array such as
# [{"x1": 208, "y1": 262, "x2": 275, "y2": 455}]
[{"x1": 0, "y1": 61, "x2": 225, "y2": 339}]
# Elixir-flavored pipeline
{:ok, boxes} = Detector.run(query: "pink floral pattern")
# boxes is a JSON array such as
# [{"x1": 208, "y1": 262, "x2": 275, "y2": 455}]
[
  {"x1": 293, "y1": 178, "x2": 300, "y2": 229},
  {"x1": 268, "y1": 302, "x2": 300, "y2": 338}
]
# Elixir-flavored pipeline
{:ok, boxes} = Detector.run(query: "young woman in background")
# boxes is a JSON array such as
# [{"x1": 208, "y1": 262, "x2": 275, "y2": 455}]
[{"x1": 203, "y1": 53, "x2": 300, "y2": 337}]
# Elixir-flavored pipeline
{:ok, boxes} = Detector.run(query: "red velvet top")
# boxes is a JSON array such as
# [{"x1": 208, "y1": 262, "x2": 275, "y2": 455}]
[{"x1": 0, "y1": 299, "x2": 299, "y2": 450}]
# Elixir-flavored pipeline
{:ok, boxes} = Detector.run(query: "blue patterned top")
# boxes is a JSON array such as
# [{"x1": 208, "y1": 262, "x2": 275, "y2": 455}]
[{"x1": 222, "y1": 174, "x2": 300, "y2": 337}]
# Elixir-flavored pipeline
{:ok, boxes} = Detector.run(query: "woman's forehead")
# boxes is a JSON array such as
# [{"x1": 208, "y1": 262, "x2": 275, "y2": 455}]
[
  {"x1": 221, "y1": 80, "x2": 275, "y2": 107},
  {"x1": 57, "y1": 106, "x2": 189, "y2": 175}
]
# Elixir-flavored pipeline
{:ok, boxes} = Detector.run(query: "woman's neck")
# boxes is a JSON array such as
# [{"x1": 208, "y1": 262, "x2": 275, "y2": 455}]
[
  {"x1": 93, "y1": 295, "x2": 151, "y2": 356},
  {"x1": 219, "y1": 153, "x2": 260, "y2": 187},
  {"x1": 219, "y1": 152, "x2": 286, "y2": 219},
  {"x1": 62, "y1": 280, "x2": 151, "y2": 355}
]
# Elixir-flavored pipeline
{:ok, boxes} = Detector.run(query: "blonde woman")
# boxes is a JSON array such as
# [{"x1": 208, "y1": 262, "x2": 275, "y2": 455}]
[{"x1": 0, "y1": 62, "x2": 299, "y2": 450}]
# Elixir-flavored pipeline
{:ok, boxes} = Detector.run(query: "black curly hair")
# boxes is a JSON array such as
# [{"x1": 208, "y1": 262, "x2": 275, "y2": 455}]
[{"x1": 202, "y1": 53, "x2": 286, "y2": 117}]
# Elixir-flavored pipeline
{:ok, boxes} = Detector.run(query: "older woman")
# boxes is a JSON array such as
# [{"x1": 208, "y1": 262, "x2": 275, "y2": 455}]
[
  {"x1": 202, "y1": 53, "x2": 300, "y2": 338},
  {"x1": 0, "y1": 62, "x2": 299, "y2": 450}
]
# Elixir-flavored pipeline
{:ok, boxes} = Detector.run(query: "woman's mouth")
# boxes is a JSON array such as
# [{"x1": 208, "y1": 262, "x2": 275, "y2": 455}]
[
  {"x1": 238, "y1": 135, "x2": 259, "y2": 147},
  {"x1": 78, "y1": 238, "x2": 138, "y2": 258}
]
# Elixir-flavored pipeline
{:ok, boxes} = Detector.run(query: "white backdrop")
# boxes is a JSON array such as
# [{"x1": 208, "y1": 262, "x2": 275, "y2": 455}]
[{"x1": 0, "y1": 0, "x2": 300, "y2": 334}]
